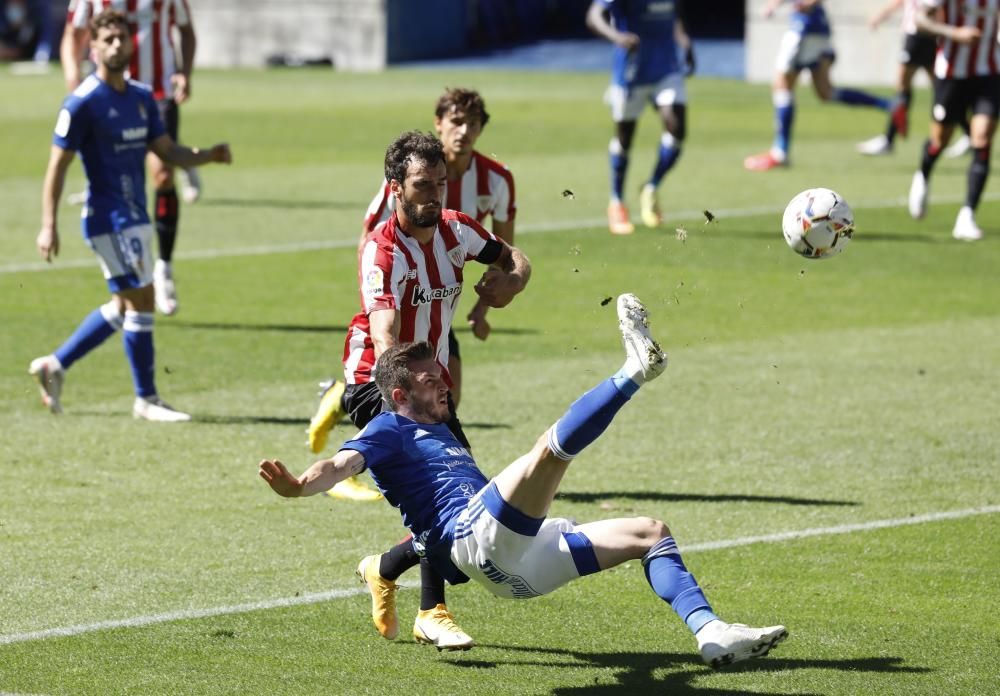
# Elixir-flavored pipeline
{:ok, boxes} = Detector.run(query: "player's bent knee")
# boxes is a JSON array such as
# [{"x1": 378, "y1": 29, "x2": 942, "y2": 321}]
[{"x1": 634, "y1": 516, "x2": 670, "y2": 544}]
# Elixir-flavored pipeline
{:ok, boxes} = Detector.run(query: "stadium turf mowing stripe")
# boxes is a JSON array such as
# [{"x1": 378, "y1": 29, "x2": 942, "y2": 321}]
[
  {"x1": 1, "y1": 504, "x2": 996, "y2": 647},
  {"x1": 3, "y1": 191, "x2": 997, "y2": 275}
]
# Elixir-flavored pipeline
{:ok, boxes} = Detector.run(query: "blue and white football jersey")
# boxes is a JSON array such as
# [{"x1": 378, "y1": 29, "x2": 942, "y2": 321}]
[
  {"x1": 600, "y1": 0, "x2": 681, "y2": 86},
  {"x1": 340, "y1": 412, "x2": 490, "y2": 582},
  {"x1": 789, "y1": 2, "x2": 831, "y2": 37},
  {"x1": 53, "y1": 74, "x2": 166, "y2": 239}
]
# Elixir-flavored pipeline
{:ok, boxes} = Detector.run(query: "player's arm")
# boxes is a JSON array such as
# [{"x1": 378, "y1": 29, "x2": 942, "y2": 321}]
[
  {"x1": 59, "y1": 24, "x2": 89, "y2": 91},
  {"x1": 915, "y1": 4, "x2": 979, "y2": 43},
  {"x1": 172, "y1": 23, "x2": 197, "y2": 104},
  {"x1": 869, "y1": 0, "x2": 903, "y2": 29},
  {"x1": 38, "y1": 145, "x2": 76, "y2": 262},
  {"x1": 675, "y1": 3, "x2": 695, "y2": 76},
  {"x1": 466, "y1": 217, "x2": 516, "y2": 340},
  {"x1": 149, "y1": 134, "x2": 232, "y2": 168},
  {"x1": 586, "y1": 1, "x2": 640, "y2": 49},
  {"x1": 259, "y1": 450, "x2": 367, "y2": 498},
  {"x1": 474, "y1": 243, "x2": 531, "y2": 309},
  {"x1": 369, "y1": 308, "x2": 400, "y2": 359}
]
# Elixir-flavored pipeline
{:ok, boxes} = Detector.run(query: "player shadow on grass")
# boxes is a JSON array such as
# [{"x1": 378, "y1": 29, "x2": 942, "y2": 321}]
[
  {"x1": 186, "y1": 415, "x2": 510, "y2": 429},
  {"x1": 556, "y1": 491, "x2": 858, "y2": 507},
  {"x1": 727, "y1": 228, "x2": 942, "y2": 244},
  {"x1": 450, "y1": 645, "x2": 927, "y2": 695}
]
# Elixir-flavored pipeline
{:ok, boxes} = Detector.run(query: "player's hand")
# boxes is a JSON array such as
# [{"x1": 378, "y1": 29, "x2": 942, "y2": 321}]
[
  {"x1": 684, "y1": 47, "x2": 696, "y2": 77},
  {"x1": 209, "y1": 143, "x2": 232, "y2": 164},
  {"x1": 258, "y1": 459, "x2": 304, "y2": 497},
  {"x1": 467, "y1": 301, "x2": 491, "y2": 341},
  {"x1": 953, "y1": 26, "x2": 982, "y2": 44},
  {"x1": 36, "y1": 225, "x2": 59, "y2": 262},
  {"x1": 171, "y1": 73, "x2": 191, "y2": 104},
  {"x1": 473, "y1": 268, "x2": 518, "y2": 308},
  {"x1": 615, "y1": 31, "x2": 640, "y2": 50}
]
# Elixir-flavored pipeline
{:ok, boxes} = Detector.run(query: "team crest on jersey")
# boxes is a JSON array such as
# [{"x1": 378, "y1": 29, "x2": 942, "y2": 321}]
[{"x1": 447, "y1": 246, "x2": 465, "y2": 267}]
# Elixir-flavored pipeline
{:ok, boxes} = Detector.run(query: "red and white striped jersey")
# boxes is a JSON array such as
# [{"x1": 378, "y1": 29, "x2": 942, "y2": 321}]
[
  {"x1": 67, "y1": 0, "x2": 192, "y2": 100},
  {"x1": 363, "y1": 151, "x2": 516, "y2": 234},
  {"x1": 924, "y1": 0, "x2": 1000, "y2": 78},
  {"x1": 344, "y1": 209, "x2": 499, "y2": 386}
]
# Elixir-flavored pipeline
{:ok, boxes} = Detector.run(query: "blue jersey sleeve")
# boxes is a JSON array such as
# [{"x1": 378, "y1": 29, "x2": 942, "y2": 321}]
[
  {"x1": 52, "y1": 97, "x2": 89, "y2": 152},
  {"x1": 339, "y1": 415, "x2": 402, "y2": 470},
  {"x1": 144, "y1": 90, "x2": 167, "y2": 143}
]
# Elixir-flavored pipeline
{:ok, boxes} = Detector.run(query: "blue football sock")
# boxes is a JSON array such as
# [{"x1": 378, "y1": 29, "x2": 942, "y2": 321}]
[
  {"x1": 547, "y1": 377, "x2": 633, "y2": 460},
  {"x1": 649, "y1": 133, "x2": 681, "y2": 188},
  {"x1": 643, "y1": 537, "x2": 719, "y2": 634},
  {"x1": 53, "y1": 302, "x2": 123, "y2": 370},
  {"x1": 609, "y1": 137, "x2": 629, "y2": 201},
  {"x1": 123, "y1": 311, "x2": 156, "y2": 398},
  {"x1": 772, "y1": 90, "x2": 794, "y2": 157},
  {"x1": 832, "y1": 88, "x2": 890, "y2": 110}
]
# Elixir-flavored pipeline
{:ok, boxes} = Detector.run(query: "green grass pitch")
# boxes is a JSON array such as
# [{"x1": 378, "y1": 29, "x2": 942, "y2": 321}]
[{"x1": 1, "y1": 66, "x2": 998, "y2": 695}]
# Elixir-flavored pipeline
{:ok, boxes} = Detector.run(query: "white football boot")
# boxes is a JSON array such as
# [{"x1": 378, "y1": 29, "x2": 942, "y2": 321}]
[
  {"x1": 908, "y1": 171, "x2": 929, "y2": 220},
  {"x1": 617, "y1": 293, "x2": 667, "y2": 384},
  {"x1": 28, "y1": 355, "x2": 65, "y2": 414},
  {"x1": 413, "y1": 604, "x2": 474, "y2": 651},
  {"x1": 133, "y1": 395, "x2": 191, "y2": 422},
  {"x1": 697, "y1": 620, "x2": 788, "y2": 669},
  {"x1": 952, "y1": 206, "x2": 983, "y2": 241},
  {"x1": 856, "y1": 134, "x2": 891, "y2": 156},
  {"x1": 153, "y1": 259, "x2": 179, "y2": 316}
]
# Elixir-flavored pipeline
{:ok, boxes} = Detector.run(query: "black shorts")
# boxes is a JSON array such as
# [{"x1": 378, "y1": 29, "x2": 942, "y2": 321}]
[
  {"x1": 932, "y1": 74, "x2": 1000, "y2": 124},
  {"x1": 901, "y1": 32, "x2": 936, "y2": 72},
  {"x1": 448, "y1": 328, "x2": 461, "y2": 361},
  {"x1": 156, "y1": 98, "x2": 179, "y2": 141},
  {"x1": 343, "y1": 381, "x2": 471, "y2": 449}
]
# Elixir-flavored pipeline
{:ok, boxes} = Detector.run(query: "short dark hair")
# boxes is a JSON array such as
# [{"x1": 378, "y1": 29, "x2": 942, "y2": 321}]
[
  {"x1": 384, "y1": 131, "x2": 444, "y2": 185},
  {"x1": 375, "y1": 341, "x2": 435, "y2": 411},
  {"x1": 90, "y1": 9, "x2": 130, "y2": 36},
  {"x1": 434, "y1": 87, "x2": 490, "y2": 128}
]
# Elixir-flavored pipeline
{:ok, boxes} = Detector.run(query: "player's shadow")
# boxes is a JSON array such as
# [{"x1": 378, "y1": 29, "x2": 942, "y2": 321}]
[
  {"x1": 556, "y1": 491, "x2": 858, "y2": 507},
  {"x1": 715, "y1": 228, "x2": 942, "y2": 244},
  {"x1": 199, "y1": 197, "x2": 361, "y2": 210},
  {"x1": 190, "y1": 414, "x2": 309, "y2": 426},
  {"x1": 164, "y1": 320, "x2": 348, "y2": 334},
  {"x1": 452, "y1": 326, "x2": 540, "y2": 336},
  {"x1": 449, "y1": 645, "x2": 928, "y2": 694}
]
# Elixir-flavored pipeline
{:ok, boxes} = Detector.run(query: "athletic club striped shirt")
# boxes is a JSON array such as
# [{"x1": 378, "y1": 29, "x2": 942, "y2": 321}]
[
  {"x1": 67, "y1": 0, "x2": 192, "y2": 100},
  {"x1": 924, "y1": 0, "x2": 1000, "y2": 78},
  {"x1": 343, "y1": 210, "x2": 503, "y2": 387},
  {"x1": 363, "y1": 151, "x2": 516, "y2": 233}
]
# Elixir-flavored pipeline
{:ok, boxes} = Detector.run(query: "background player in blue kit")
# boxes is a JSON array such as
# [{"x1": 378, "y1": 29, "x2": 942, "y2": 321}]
[
  {"x1": 586, "y1": 0, "x2": 694, "y2": 235},
  {"x1": 261, "y1": 294, "x2": 788, "y2": 668},
  {"x1": 745, "y1": 0, "x2": 904, "y2": 171},
  {"x1": 30, "y1": 9, "x2": 231, "y2": 421}
]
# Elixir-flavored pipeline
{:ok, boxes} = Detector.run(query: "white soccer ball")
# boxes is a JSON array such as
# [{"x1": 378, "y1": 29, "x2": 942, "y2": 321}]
[{"x1": 781, "y1": 188, "x2": 855, "y2": 259}]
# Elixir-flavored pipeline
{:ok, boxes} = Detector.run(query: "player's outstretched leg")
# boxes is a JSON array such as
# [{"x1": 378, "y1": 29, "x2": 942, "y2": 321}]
[{"x1": 641, "y1": 537, "x2": 788, "y2": 669}]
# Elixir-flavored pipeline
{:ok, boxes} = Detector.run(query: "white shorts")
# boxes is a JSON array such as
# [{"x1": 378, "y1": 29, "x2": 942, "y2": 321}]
[
  {"x1": 606, "y1": 72, "x2": 686, "y2": 123},
  {"x1": 87, "y1": 224, "x2": 155, "y2": 293},
  {"x1": 774, "y1": 31, "x2": 835, "y2": 74},
  {"x1": 449, "y1": 482, "x2": 601, "y2": 599}
]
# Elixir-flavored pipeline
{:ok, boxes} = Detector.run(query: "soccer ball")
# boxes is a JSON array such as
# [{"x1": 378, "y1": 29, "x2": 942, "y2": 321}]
[{"x1": 781, "y1": 188, "x2": 855, "y2": 259}]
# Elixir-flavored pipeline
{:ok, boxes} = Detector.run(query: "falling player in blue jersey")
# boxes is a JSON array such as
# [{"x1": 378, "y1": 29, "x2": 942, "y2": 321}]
[
  {"x1": 745, "y1": 0, "x2": 905, "y2": 171},
  {"x1": 586, "y1": 0, "x2": 695, "y2": 234},
  {"x1": 30, "y1": 9, "x2": 231, "y2": 421},
  {"x1": 261, "y1": 294, "x2": 789, "y2": 667}
]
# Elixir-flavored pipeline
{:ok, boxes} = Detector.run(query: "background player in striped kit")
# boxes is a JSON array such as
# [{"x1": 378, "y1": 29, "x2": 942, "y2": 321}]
[
  {"x1": 857, "y1": 0, "x2": 972, "y2": 157},
  {"x1": 745, "y1": 0, "x2": 904, "y2": 171},
  {"x1": 907, "y1": 0, "x2": 1000, "y2": 240},
  {"x1": 31, "y1": 9, "x2": 231, "y2": 420},
  {"x1": 62, "y1": 0, "x2": 202, "y2": 316}
]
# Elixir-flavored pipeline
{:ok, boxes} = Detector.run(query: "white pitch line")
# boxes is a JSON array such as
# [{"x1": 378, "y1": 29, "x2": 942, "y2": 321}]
[
  {"x1": 3, "y1": 191, "x2": 997, "y2": 276},
  {"x1": 0, "y1": 504, "x2": 996, "y2": 647}
]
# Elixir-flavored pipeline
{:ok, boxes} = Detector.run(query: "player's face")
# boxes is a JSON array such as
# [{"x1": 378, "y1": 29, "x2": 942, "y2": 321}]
[
  {"x1": 92, "y1": 24, "x2": 132, "y2": 73},
  {"x1": 435, "y1": 108, "x2": 483, "y2": 159},
  {"x1": 397, "y1": 158, "x2": 446, "y2": 228},
  {"x1": 404, "y1": 359, "x2": 450, "y2": 424}
]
